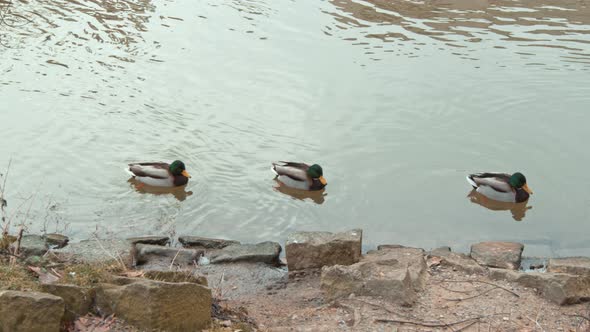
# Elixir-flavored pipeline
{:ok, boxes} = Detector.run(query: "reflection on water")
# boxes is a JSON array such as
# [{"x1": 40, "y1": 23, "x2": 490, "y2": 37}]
[
  {"x1": 128, "y1": 179, "x2": 193, "y2": 202},
  {"x1": 325, "y1": 0, "x2": 590, "y2": 66},
  {"x1": 1, "y1": 0, "x2": 590, "y2": 257},
  {"x1": 468, "y1": 190, "x2": 532, "y2": 221},
  {"x1": 273, "y1": 180, "x2": 326, "y2": 205}
]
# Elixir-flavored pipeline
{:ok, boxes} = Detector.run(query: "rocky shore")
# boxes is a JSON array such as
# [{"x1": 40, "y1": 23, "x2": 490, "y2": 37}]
[{"x1": 1, "y1": 230, "x2": 590, "y2": 331}]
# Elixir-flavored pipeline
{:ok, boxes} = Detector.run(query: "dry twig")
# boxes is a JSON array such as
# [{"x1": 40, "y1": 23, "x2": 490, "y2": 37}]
[{"x1": 440, "y1": 279, "x2": 520, "y2": 297}]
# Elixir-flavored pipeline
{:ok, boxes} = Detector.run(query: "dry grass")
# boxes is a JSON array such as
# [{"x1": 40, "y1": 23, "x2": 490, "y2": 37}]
[
  {"x1": 57, "y1": 261, "x2": 126, "y2": 287},
  {"x1": 0, "y1": 259, "x2": 39, "y2": 291}
]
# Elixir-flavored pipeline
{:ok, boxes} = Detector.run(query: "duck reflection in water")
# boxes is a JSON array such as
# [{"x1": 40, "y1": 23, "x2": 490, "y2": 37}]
[
  {"x1": 128, "y1": 179, "x2": 193, "y2": 202},
  {"x1": 273, "y1": 179, "x2": 326, "y2": 205},
  {"x1": 467, "y1": 190, "x2": 532, "y2": 221}
]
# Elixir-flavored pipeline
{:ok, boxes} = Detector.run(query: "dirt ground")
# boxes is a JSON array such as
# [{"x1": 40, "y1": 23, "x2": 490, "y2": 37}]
[{"x1": 213, "y1": 265, "x2": 590, "y2": 332}]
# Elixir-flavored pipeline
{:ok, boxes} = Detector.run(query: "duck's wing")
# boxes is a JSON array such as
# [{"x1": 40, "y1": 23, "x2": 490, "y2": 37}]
[
  {"x1": 467, "y1": 172, "x2": 513, "y2": 193},
  {"x1": 272, "y1": 161, "x2": 309, "y2": 182},
  {"x1": 128, "y1": 162, "x2": 170, "y2": 179}
]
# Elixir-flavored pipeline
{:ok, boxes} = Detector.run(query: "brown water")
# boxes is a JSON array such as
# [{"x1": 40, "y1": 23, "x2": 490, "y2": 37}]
[{"x1": 1, "y1": 0, "x2": 589, "y2": 257}]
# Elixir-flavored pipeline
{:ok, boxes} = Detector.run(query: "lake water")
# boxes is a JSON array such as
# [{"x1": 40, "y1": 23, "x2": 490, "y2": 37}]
[{"x1": 1, "y1": 0, "x2": 589, "y2": 257}]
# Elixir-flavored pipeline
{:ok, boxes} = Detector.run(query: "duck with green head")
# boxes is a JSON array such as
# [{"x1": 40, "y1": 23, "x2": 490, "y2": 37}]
[
  {"x1": 466, "y1": 172, "x2": 533, "y2": 203},
  {"x1": 271, "y1": 161, "x2": 327, "y2": 191},
  {"x1": 126, "y1": 160, "x2": 191, "y2": 187}
]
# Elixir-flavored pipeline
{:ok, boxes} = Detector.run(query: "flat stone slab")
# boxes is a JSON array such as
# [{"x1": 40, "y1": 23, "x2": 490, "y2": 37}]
[
  {"x1": 95, "y1": 278, "x2": 211, "y2": 331},
  {"x1": 470, "y1": 241, "x2": 524, "y2": 270},
  {"x1": 135, "y1": 244, "x2": 203, "y2": 266},
  {"x1": 208, "y1": 241, "x2": 281, "y2": 265},
  {"x1": 45, "y1": 233, "x2": 69, "y2": 249},
  {"x1": 548, "y1": 257, "x2": 590, "y2": 275},
  {"x1": 127, "y1": 236, "x2": 170, "y2": 246},
  {"x1": 0, "y1": 290, "x2": 64, "y2": 332},
  {"x1": 178, "y1": 236, "x2": 240, "y2": 249},
  {"x1": 489, "y1": 268, "x2": 590, "y2": 305},
  {"x1": 321, "y1": 247, "x2": 426, "y2": 306},
  {"x1": 11, "y1": 235, "x2": 48, "y2": 257},
  {"x1": 50, "y1": 239, "x2": 131, "y2": 264},
  {"x1": 285, "y1": 229, "x2": 362, "y2": 271}
]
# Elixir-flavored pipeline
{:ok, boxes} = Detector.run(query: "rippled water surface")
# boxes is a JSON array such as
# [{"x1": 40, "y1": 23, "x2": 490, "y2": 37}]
[{"x1": 1, "y1": 0, "x2": 589, "y2": 256}]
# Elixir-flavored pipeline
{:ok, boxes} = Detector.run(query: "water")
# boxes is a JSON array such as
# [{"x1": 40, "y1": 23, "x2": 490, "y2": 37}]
[{"x1": 1, "y1": 0, "x2": 589, "y2": 257}]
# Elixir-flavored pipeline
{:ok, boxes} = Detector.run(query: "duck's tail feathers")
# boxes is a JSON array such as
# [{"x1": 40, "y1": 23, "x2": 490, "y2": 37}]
[
  {"x1": 270, "y1": 164, "x2": 279, "y2": 176},
  {"x1": 466, "y1": 175, "x2": 478, "y2": 188}
]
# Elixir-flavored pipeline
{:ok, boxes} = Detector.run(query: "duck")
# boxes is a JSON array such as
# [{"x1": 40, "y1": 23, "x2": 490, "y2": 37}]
[
  {"x1": 126, "y1": 160, "x2": 191, "y2": 187},
  {"x1": 466, "y1": 172, "x2": 533, "y2": 203},
  {"x1": 271, "y1": 161, "x2": 327, "y2": 191}
]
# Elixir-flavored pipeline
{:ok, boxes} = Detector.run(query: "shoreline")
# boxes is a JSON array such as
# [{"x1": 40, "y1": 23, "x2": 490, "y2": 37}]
[{"x1": 2, "y1": 229, "x2": 590, "y2": 331}]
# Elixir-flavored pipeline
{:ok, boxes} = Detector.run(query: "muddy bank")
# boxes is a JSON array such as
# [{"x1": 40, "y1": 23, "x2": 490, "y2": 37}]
[{"x1": 2, "y1": 230, "x2": 590, "y2": 331}]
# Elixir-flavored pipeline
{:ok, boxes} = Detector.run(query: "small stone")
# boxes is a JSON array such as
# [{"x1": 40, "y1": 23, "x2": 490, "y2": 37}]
[
  {"x1": 220, "y1": 320, "x2": 232, "y2": 327},
  {"x1": 503, "y1": 317, "x2": 509, "y2": 321}
]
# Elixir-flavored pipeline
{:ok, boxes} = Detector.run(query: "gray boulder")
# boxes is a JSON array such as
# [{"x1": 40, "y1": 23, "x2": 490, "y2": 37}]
[
  {"x1": 208, "y1": 241, "x2": 281, "y2": 265},
  {"x1": 321, "y1": 247, "x2": 426, "y2": 306},
  {"x1": 428, "y1": 247, "x2": 486, "y2": 274},
  {"x1": 178, "y1": 236, "x2": 240, "y2": 249},
  {"x1": 95, "y1": 278, "x2": 211, "y2": 331},
  {"x1": 286, "y1": 229, "x2": 362, "y2": 271},
  {"x1": 470, "y1": 241, "x2": 524, "y2": 270},
  {"x1": 0, "y1": 290, "x2": 64, "y2": 332}
]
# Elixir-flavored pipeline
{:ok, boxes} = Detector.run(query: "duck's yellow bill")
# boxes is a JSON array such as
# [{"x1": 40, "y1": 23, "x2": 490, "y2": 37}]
[
  {"x1": 181, "y1": 170, "x2": 191, "y2": 178},
  {"x1": 319, "y1": 176, "x2": 327, "y2": 186},
  {"x1": 522, "y1": 183, "x2": 533, "y2": 194}
]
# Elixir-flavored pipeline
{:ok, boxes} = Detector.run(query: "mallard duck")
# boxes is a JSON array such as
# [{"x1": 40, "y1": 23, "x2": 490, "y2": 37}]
[
  {"x1": 126, "y1": 160, "x2": 191, "y2": 187},
  {"x1": 466, "y1": 172, "x2": 533, "y2": 203},
  {"x1": 271, "y1": 162, "x2": 327, "y2": 191}
]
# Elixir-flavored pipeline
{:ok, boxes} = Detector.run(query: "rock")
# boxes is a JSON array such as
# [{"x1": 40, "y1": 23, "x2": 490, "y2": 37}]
[
  {"x1": 321, "y1": 247, "x2": 426, "y2": 306},
  {"x1": 39, "y1": 284, "x2": 94, "y2": 322},
  {"x1": 45, "y1": 233, "x2": 69, "y2": 249},
  {"x1": 10, "y1": 235, "x2": 48, "y2": 257},
  {"x1": 143, "y1": 270, "x2": 208, "y2": 286},
  {"x1": 127, "y1": 236, "x2": 170, "y2": 246},
  {"x1": 285, "y1": 229, "x2": 362, "y2": 271},
  {"x1": 178, "y1": 236, "x2": 240, "y2": 249},
  {"x1": 548, "y1": 257, "x2": 590, "y2": 275},
  {"x1": 0, "y1": 290, "x2": 64, "y2": 332},
  {"x1": 428, "y1": 249, "x2": 486, "y2": 274},
  {"x1": 489, "y1": 268, "x2": 590, "y2": 305},
  {"x1": 209, "y1": 241, "x2": 281, "y2": 265},
  {"x1": 470, "y1": 242, "x2": 524, "y2": 270},
  {"x1": 135, "y1": 244, "x2": 203, "y2": 266},
  {"x1": 95, "y1": 278, "x2": 211, "y2": 331},
  {"x1": 50, "y1": 239, "x2": 131, "y2": 264}
]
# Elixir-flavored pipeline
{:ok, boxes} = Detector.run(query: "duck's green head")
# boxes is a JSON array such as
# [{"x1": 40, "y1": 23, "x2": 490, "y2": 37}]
[
  {"x1": 170, "y1": 160, "x2": 191, "y2": 178},
  {"x1": 509, "y1": 172, "x2": 532, "y2": 194},
  {"x1": 307, "y1": 164, "x2": 327, "y2": 185}
]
